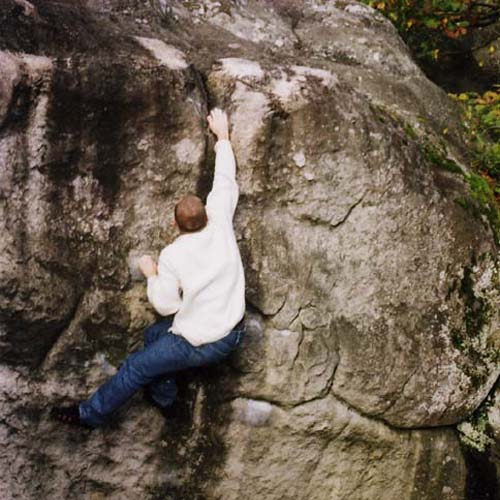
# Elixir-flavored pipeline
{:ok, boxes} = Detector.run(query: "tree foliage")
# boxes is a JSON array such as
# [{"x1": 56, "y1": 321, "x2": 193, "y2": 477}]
[
  {"x1": 361, "y1": 0, "x2": 500, "y2": 61},
  {"x1": 361, "y1": 0, "x2": 500, "y2": 233},
  {"x1": 449, "y1": 87, "x2": 500, "y2": 190}
]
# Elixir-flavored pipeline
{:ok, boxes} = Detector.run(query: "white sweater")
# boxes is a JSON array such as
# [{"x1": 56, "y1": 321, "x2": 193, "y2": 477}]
[{"x1": 146, "y1": 139, "x2": 245, "y2": 346}]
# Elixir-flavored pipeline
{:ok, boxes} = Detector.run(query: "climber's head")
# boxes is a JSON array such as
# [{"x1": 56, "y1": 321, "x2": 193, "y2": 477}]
[{"x1": 174, "y1": 194, "x2": 208, "y2": 233}]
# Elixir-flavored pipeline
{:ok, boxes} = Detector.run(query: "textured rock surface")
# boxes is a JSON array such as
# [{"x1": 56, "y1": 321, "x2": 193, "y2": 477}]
[
  {"x1": 1, "y1": 0, "x2": 500, "y2": 498},
  {"x1": 215, "y1": 394, "x2": 466, "y2": 500}
]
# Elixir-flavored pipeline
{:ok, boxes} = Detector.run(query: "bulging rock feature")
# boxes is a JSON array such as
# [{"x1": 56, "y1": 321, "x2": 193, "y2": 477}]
[
  {"x1": 134, "y1": 36, "x2": 189, "y2": 70},
  {"x1": 1, "y1": 0, "x2": 499, "y2": 499},
  {"x1": 214, "y1": 395, "x2": 467, "y2": 500}
]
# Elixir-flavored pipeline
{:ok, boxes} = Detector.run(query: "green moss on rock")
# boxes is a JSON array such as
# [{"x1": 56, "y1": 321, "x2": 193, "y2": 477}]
[
  {"x1": 420, "y1": 141, "x2": 464, "y2": 174},
  {"x1": 448, "y1": 255, "x2": 498, "y2": 388},
  {"x1": 465, "y1": 172, "x2": 500, "y2": 244},
  {"x1": 414, "y1": 134, "x2": 500, "y2": 245},
  {"x1": 403, "y1": 122, "x2": 418, "y2": 140},
  {"x1": 457, "y1": 392, "x2": 495, "y2": 452}
]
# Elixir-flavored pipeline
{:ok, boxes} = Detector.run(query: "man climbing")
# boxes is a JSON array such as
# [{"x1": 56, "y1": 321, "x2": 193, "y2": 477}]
[{"x1": 51, "y1": 107, "x2": 246, "y2": 428}]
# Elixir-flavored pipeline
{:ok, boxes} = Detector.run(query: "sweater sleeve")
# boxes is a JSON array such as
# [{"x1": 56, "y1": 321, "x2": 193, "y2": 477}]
[
  {"x1": 146, "y1": 251, "x2": 182, "y2": 316},
  {"x1": 206, "y1": 139, "x2": 239, "y2": 223}
]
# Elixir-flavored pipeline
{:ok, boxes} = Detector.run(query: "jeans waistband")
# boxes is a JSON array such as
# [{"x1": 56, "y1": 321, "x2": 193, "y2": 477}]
[{"x1": 234, "y1": 315, "x2": 245, "y2": 331}]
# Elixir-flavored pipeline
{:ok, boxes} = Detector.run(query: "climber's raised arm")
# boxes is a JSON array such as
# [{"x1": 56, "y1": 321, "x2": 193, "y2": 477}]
[{"x1": 206, "y1": 108, "x2": 239, "y2": 222}]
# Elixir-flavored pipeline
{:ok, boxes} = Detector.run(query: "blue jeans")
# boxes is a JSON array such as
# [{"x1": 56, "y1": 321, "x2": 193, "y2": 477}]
[{"x1": 79, "y1": 315, "x2": 245, "y2": 427}]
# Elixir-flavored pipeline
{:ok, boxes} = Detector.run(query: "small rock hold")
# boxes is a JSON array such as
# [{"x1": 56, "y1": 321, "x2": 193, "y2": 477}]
[
  {"x1": 14, "y1": 0, "x2": 36, "y2": 17},
  {"x1": 95, "y1": 352, "x2": 117, "y2": 377},
  {"x1": 128, "y1": 249, "x2": 154, "y2": 282},
  {"x1": 236, "y1": 399, "x2": 273, "y2": 427},
  {"x1": 293, "y1": 150, "x2": 306, "y2": 168}
]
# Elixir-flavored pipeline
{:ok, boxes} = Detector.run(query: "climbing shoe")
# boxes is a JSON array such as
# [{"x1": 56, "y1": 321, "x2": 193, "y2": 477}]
[
  {"x1": 143, "y1": 391, "x2": 180, "y2": 420},
  {"x1": 50, "y1": 404, "x2": 94, "y2": 429}
]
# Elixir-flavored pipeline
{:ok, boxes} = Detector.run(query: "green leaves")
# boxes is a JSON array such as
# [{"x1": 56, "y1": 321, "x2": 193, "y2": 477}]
[
  {"x1": 424, "y1": 17, "x2": 441, "y2": 29},
  {"x1": 446, "y1": 88, "x2": 500, "y2": 243},
  {"x1": 361, "y1": 0, "x2": 500, "y2": 62},
  {"x1": 361, "y1": 0, "x2": 500, "y2": 242}
]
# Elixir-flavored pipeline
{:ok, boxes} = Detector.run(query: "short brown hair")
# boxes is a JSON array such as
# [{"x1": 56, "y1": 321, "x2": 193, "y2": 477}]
[{"x1": 174, "y1": 194, "x2": 208, "y2": 232}]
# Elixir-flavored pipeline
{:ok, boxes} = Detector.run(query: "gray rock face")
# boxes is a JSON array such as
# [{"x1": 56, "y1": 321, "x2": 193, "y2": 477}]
[
  {"x1": 1, "y1": 0, "x2": 499, "y2": 498},
  {"x1": 216, "y1": 395, "x2": 466, "y2": 500}
]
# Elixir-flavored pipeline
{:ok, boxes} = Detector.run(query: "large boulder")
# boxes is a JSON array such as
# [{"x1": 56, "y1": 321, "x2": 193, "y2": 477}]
[{"x1": 1, "y1": 0, "x2": 499, "y2": 498}]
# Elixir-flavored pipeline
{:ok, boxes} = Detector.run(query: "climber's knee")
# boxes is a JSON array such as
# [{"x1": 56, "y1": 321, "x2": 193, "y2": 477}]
[
  {"x1": 121, "y1": 352, "x2": 153, "y2": 388},
  {"x1": 143, "y1": 323, "x2": 161, "y2": 345}
]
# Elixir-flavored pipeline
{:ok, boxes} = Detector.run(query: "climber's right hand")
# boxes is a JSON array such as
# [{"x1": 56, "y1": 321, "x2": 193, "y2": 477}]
[{"x1": 207, "y1": 107, "x2": 229, "y2": 140}]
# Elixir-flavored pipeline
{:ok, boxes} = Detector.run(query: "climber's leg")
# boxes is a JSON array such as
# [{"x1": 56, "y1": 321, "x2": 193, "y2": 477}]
[
  {"x1": 143, "y1": 316, "x2": 178, "y2": 408},
  {"x1": 79, "y1": 329, "x2": 191, "y2": 427},
  {"x1": 145, "y1": 375, "x2": 178, "y2": 409},
  {"x1": 78, "y1": 316, "x2": 246, "y2": 427}
]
